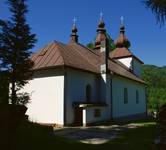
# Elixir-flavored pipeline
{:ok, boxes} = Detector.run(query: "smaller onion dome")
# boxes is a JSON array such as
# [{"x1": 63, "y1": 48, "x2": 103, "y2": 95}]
[
  {"x1": 115, "y1": 25, "x2": 131, "y2": 48},
  {"x1": 115, "y1": 17, "x2": 131, "y2": 48},
  {"x1": 95, "y1": 13, "x2": 107, "y2": 49}
]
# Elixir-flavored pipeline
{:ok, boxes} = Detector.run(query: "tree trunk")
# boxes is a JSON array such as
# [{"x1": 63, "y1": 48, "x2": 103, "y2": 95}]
[{"x1": 11, "y1": 79, "x2": 16, "y2": 105}]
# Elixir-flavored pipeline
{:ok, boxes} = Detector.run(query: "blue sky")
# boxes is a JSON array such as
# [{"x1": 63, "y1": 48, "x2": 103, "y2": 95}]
[{"x1": 1, "y1": 0, "x2": 166, "y2": 66}]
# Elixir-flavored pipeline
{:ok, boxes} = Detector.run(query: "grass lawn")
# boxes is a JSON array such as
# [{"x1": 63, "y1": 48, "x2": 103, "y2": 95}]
[{"x1": 15, "y1": 118, "x2": 157, "y2": 150}]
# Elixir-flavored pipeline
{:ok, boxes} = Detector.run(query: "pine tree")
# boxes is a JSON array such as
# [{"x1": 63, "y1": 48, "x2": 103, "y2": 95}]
[{"x1": 0, "y1": 0, "x2": 37, "y2": 105}]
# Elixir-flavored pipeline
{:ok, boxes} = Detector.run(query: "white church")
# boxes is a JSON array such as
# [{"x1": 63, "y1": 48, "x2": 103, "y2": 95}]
[{"x1": 24, "y1": 17, "x2": 147, "y2": 126}]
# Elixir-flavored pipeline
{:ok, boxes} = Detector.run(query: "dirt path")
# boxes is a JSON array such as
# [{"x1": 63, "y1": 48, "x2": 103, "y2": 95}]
[{"x1": 53, "y1": 123, "x2": 144, "y2": 144}]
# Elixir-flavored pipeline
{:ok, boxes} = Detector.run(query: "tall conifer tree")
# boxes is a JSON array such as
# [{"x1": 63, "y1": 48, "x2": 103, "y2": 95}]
[{"x1": 0, "y1": 0, "x2": 36, "y2": 105}]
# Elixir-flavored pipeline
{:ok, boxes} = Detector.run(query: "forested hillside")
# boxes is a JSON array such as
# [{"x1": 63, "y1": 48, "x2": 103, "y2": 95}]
[{"x1": 142, "y1": 65, "x2": 166, "y2": 110}]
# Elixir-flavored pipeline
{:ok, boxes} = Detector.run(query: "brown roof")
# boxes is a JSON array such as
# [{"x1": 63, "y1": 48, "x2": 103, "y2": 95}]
[
  {"x1": 108, "y1": 59, "x2": 144, "y2": 83},
  {"x1": 110, "y1": 47, "x2": 132, "y2": 58},
  {"x1": 31, "y1": 41, "x2": 145, "y2": 84},
  {"x1": 109, "y1": 47, "x2": 144, "y2": 64},
  {"x1": 31, "y1": 41, "x2": 99, "y2": 73}
]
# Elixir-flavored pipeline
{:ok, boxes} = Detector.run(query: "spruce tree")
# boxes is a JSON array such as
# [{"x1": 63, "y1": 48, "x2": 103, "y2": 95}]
[{"x1": 0, "y1": 0, "x2": 36, "y2": 105}]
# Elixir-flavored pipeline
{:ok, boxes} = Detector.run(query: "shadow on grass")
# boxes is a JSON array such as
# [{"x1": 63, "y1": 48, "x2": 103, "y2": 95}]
[
  {"x1": 108, "y1": 124, "x2": 157, "y2": 150},
  {"x1": 16, "y1": 119, "x2": 157, "y2": 150}
]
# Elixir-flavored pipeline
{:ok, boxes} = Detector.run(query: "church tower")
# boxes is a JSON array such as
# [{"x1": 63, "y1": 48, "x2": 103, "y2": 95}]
[{"x1": 110, "y1": 17, "x2": 143, "y2": 77}]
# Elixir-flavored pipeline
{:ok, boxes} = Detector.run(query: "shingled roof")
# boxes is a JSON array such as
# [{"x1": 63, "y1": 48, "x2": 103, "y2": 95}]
[
  {"x1": 109, "y1": 47, "x2": 144, "y2": 64},
  {"x1": 31, "y1": 41, "x2": 99, "y2": 73},
  {"x1": 31, "y1": 41, "x2": 145, "y2": 84},
  {"x1": 110, "y1": 47, "x2": 132, "y2": 58}
]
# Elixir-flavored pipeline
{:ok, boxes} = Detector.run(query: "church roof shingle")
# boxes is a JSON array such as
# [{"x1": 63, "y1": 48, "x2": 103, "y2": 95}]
[
  {"x1": 31, "y1": 41, "x2": 145, "y2": 84},
  {"x1": 109, "y1": 47, "x2": 144, "y2": 64}
]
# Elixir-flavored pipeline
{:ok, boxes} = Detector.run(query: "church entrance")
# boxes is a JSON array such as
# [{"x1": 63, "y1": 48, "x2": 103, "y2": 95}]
[{"x1": 74, "y1": 107, "x2": 83, "y2": 126}]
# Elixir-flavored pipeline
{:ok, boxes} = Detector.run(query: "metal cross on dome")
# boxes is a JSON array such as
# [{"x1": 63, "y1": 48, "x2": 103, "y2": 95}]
[
  {"x1": 120, "y1": 16, "x2": 124, "y2": 26},
  {"x1": 100, "y1": 12, "x2": 104, "y2": 21},
  {"x1": 73, "y1": 17, "x2": 77, "y2": 26}
]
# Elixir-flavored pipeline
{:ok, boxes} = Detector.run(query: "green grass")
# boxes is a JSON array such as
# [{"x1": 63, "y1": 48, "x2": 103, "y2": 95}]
[{"x1": 15, "y1": 118, "x2": 157, "y2": 150}]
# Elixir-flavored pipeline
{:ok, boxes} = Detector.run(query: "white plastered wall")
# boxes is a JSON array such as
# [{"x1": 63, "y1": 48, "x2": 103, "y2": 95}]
[
  {"x1": 65, "y1": 68, "x2": 100, "y2": 125},
  {"x1": 112, "y1": 76, "x2": 146, "y2": 118},
  {"x1": 83, "y1": 107, "x2": 109, "y2": 125},
  {"x1": 132, "y1": 58, "x2": 142, "y2": 77},
  {"x1": 118, "y1": 57, "x2": 132, "y2": 69},
  {"x1": 23, "y1": 69, "x2": 64, "y2": 125},
  {"x1": 118, "y1": 57, "x2": 142, "y2": 78}
]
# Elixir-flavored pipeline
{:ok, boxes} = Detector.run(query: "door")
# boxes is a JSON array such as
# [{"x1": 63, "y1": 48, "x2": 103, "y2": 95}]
[{"x1": 74, "y1": 107, "x2": 83, "y2": 126}]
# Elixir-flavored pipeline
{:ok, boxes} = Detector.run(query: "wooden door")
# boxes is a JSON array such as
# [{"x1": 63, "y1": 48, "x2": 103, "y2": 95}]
[{"x1": 74, "y1": 107, "x2": 83, "y2": 126}]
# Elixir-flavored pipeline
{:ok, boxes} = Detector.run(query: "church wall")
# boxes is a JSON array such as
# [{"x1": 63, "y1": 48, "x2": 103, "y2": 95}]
[
  {"x1": 118, "y1": 57, "x2": 142, "y2": 78},
  {"x1": 99, "y1": 73, "x2": 112, "y2": 118},
  {"x1": 112, "y1": 76, "x2": 146, "y2": 118},
  {"x1": 117, "y1": 57, "x2": 132, "y2": 69},
  {"x1": 23, "y1": 69, "x2": 65, "y2": 125},
  {"x1": 65, "y1": 68, "x2": 100, "y2": 124},
  {"x1": 84, "y1": 106, "x2": 109, "y2": 125},
  {"x1": 132, "y1": 58, "x2": 142, "y2": 77}
]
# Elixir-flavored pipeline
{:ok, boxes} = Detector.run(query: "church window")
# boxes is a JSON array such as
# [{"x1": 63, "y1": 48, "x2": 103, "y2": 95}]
[
  {"x1": 124, "y1": 87, "x2": 128, "y2": 104},
  {"x1": 136, "y1": 90, "x2": 139, "y2": 104},
  {"x1": 94, "y1": 109, "x2": 101, "y2": 117},
  {"x1": 86, "y1": 84, "x2": 92, "y2": 102}
]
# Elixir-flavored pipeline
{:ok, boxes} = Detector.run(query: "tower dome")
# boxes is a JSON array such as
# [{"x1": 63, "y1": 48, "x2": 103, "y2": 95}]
[{"x1": 115, "y1": 16, "x2": 130, "y2": 48}]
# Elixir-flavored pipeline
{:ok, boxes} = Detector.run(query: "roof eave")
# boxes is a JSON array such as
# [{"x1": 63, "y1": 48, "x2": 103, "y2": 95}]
[
  {"x1": 112, "y1": 71, "x2": 146, "y2": 85},
  {"x1": 32, "y1": 65, "x2": 100, "y2": 75},
  {"x1": 111, "y1": 55, "x2": 144, "y2": 64}
]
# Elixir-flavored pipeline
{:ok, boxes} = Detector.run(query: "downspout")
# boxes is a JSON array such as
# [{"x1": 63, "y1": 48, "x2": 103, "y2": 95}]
[
  {"x1": 110, "y1": 72, "x2": 113, "y2": 120},
  {"x1": 63, "y1": 67, "x2": 67, "y2": 126}
]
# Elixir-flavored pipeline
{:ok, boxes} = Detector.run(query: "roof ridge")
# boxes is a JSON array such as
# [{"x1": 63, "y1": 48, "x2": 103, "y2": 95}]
[
  {"x1": 33, "y1": 43, "x2": 53, "y2": 69},
  {"x1": 111, "y1": 47, "x2": 143, "y2": 64},
  {"x1": 43, "y1": 43, "x2": 64, "y2": 67},
  {"x1": 68, "y1": 42, "x2": 100, "y2": 57},
  {"x1": 53, "y1": 40, "x2": 66, "y2": 46},
  {"x1": 68, "y1": 44, "x2": 99, "y2": 70},
  {"x1": 52, "y1": 41, "x2": 66, "y2": 65},
  {"x1": 76, "y1": 43, "x2": 100, "y2": 56}
]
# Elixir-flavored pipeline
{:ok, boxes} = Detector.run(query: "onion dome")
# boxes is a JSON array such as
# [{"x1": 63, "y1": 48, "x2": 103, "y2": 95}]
[
  {"x1": 115, "y1": 17, "x2": 131, "y2": 48},
  {"x1": 95, "y1": 13, "x2": 107, "y2": 49},
  {"x1": 115, "y1": 25, "x2": 131, "y2": 48}
]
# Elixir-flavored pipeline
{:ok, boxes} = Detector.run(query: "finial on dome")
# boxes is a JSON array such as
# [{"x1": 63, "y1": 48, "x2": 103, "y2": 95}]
[
  {"x1": 100, "y1": 12, "x2": 104, "y2": 21},
  {"x1": 72, "y1": 17, "x2": 77, "y2": 33},
  {"x1": 98, "y1": 12, "x2": 105, "y2": 29},
  {"x1": 95, "y1": 12, "x2": 107, "y2": 49},
  {"x1": 115, "y1": 17, "x2": 131, "y2": 48},
  {"x1": 120, "y1": 16, "x2": 125, "y2": 34},
  {"x1": 120, "y1": 16, "x2": 124, "y2": 26},
  {"x1": 70, "y1": 17, "x2": 78, "y2": 43},
  {"x1": 73, "y1": 17, "x2": 77, "y2": 27}
]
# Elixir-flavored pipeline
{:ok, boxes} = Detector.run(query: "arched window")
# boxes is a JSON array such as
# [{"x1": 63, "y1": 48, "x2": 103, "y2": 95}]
[
  {"x1": 86, "y1": 84, "x2": 92, "y2": 103},
  {"x1": 136, "y1": 90, "x2": 139, "y2": 104},
  {"x1": 124, "y1": 87, "x2": 128, "y2": 104}
]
